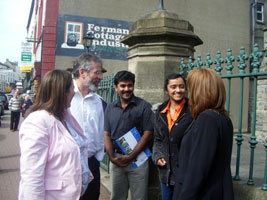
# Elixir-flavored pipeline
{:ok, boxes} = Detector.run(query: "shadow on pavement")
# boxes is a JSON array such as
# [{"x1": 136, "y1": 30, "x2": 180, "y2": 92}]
[
  {"x1": 0, "y1": 168, "x2": 20, "y2": 174},
  {"x1": 0, "y1": 133, "x2": 6, "y2": 141},
  {"x1": 0, "y1": 154, "x2": 20, "y2": 159}
]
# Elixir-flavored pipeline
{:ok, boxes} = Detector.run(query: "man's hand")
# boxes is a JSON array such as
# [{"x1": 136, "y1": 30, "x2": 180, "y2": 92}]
[
  {"x1": 157, "y1": 158, "x2": 166, "y2": 167},
  {"x1": 116, "y1": 155, "x2": 132, "y2": 167},
  {"x1": 110, "y1": 155, "x2": 131, "y2": 167}
]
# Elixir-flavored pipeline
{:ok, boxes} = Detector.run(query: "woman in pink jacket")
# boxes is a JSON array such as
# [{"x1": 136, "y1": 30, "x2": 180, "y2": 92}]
[{"x1": 18, "y1": 70, "x2": 93, "y2": 200}]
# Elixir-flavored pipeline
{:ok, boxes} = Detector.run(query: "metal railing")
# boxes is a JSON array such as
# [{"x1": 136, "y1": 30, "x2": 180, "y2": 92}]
[
  {"x1": 97, "y1": 75, "x2": 118, "y2": 172},
  {"x1": 97, "y1": 44, "x2": 267, "y2": 190},
  {"x1": 98, "y1": 74, "x2": 118, "y2": 104},
  {"x1": 179, "y1": 44, "x2": 267, "y2": 190}
]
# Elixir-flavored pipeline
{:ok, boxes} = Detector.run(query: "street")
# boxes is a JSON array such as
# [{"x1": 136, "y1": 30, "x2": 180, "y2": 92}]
[
  {"x1": 0, "y1": 110, "x2": 20, "y2": 200},
  {"x1": 0, "y1": 110, "x2": 110, "y2": 200}
]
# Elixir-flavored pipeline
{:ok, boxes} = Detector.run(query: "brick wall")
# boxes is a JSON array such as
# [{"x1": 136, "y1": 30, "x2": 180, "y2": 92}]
[{"x1": 41, "y1": 0, "x2": 59, "y2": 78}]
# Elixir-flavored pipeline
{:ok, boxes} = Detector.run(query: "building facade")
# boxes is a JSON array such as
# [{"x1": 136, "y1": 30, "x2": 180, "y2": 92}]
[
  {"x1": 0, "y1": 60, "x2": 22, "y2": 93},
  {"x1": 252, "y1": 0, "x2": 267, "y2": 51},
  {"x1": 27, "y1": 0, "x2": 259, "y2": 77}
]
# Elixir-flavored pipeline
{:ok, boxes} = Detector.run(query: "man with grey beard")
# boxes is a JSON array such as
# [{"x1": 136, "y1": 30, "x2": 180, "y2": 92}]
[{"x1": 70, "y1": 53, "x2": 107, "y2": 200}]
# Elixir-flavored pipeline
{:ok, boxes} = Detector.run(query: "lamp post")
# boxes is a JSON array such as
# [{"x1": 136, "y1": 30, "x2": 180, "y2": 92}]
[{"x1": 83, "y1": 32, "x2": 94, "y2": 53}]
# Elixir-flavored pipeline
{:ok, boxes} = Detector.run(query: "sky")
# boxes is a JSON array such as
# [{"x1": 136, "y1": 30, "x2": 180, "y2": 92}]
[{"x1": 0, "y1": 0, "x2": 32, "y2": 64}]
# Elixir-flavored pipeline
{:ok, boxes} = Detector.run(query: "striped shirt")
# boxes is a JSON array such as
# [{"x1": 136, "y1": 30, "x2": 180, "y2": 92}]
[{"x1": 9, "y1": 97, "x2": 22, "y2": 112}]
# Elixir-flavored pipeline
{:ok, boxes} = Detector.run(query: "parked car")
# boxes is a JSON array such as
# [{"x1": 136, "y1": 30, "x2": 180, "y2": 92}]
[
  {"x1": 0, "y1": 93, "x2": 9, "y2": 110},
  {"x1": 6, "y1": 93, "x2": 13, "y2": 101},
  {"x1": 0, "y1": 100, "x2": 4, "y2": 116}
]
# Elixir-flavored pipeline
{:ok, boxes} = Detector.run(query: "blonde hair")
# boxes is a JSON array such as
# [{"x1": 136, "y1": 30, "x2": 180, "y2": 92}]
[
  {"x1": 187, "y1": 68, "x2": 228, "y2": 118},
  {"x1": 25, "y1": 95, "x2": 30, "y2": 101}
]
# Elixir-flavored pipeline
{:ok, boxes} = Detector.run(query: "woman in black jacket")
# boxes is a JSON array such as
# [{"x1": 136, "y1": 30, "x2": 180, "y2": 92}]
[
  {"x1": 172, "y1": 68, "x2": 234, "y2": 200},
  {"x1": 22, "y1": 95, "x2": 33, "y2": 117},
  {"x1": 152, "y1": 73, "x2": 193, "y2": 200}
]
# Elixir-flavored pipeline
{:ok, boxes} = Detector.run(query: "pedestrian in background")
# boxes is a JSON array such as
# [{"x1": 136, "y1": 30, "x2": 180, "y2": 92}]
[
  {"x1": 18, "y1": 70, "x2": 92, "y2": 200},
  {"x1": 70, "y1": 53, "x2": 107, "y2": 200},
  {"x1": 104, "y1": 71, "x2": 154, "y2": 200},
  {"x1": 9, "y1": 90, "x2": 22, "y2": 131},
  {"x1": 172, "y1": 68, "x2": 234, "y2": 200},
  {"x1": 152, "y1": 73, "x2": 193, "y2": 200},
  {"x1": 22, "y1": 94, "x2": 33, "y2": 117}
]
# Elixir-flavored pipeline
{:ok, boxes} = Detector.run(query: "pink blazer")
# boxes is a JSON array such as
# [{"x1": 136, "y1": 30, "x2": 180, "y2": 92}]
[{"x1": 18, "y1": 109, "x2": 93, "y2": 200}]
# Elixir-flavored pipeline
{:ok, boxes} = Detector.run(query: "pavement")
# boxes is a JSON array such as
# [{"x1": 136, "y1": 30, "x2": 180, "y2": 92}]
[
  {"x1": 0, "y1": 110, "x2": 110, "y2": 200},
  {"x1": 0, "y1": 110, "x2": 266, "y2": 199},
  {"x1": 231, "y1": 133, "x2": 266, "y2": 187}
]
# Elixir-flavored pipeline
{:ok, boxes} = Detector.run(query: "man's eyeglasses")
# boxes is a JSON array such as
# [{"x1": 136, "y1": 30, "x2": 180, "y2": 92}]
[{"x1": 90, "y1": 70, "x2": 103, "y2": 76}]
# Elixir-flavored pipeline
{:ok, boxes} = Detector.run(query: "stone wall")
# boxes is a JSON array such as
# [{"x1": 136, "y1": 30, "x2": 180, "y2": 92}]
[{"x1": 256, "y1": 27, "x2": 267, "y2": 142}]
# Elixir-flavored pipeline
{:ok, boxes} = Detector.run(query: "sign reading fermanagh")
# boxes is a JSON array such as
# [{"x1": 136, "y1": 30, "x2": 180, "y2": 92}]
[{"x1": 56, "y1": 14, "x2": 132, "y2": 60}]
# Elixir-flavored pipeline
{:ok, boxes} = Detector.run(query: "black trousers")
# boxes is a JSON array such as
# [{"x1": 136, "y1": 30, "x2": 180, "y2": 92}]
[
  {"x1": 10, "y1": 111, "x2": 20, "y2": 131},
  {"x1": 80, "y1": 156, "x2": 100, "y2": 200}
]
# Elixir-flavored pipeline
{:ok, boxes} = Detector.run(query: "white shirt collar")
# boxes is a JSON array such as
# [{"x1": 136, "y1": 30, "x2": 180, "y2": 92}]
[{"x1": 73, "y1": 79, "x2": 95, "y2": 98}]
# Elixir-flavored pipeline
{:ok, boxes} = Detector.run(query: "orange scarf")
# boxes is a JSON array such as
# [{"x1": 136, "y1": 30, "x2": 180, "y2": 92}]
[{"x1": 160, "y1": 99, "x2": 186, "y2": 132}]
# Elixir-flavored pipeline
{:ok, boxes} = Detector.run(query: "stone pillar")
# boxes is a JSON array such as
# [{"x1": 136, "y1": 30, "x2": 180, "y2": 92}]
[
  {"x1": 121, "y1": 10, "x2": 202, "y2": 104},
  {"x1": 121, "y1": 9, "x2": 202, "y2": 200},
  {"x1": 256, "y1": 26, "x2": 267, "y2": 142}
]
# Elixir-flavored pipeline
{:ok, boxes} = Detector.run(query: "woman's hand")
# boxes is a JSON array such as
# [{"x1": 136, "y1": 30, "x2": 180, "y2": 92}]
[{"x1": 157, "y1": 158, "x2": 166, "y2": 166}]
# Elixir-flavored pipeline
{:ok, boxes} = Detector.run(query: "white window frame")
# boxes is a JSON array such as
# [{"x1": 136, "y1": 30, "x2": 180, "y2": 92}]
[
  {"x1": 61, "y1": 21, "x2": 84, "y2": 49},
  {"x1": 256, "y1": 3, "x2": 264, "y2": 23}
]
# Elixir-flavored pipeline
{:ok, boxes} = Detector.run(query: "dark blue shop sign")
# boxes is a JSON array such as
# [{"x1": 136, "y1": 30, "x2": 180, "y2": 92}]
[{"x1": 56, "y1": 14, "x2": 132, "y2": 60}]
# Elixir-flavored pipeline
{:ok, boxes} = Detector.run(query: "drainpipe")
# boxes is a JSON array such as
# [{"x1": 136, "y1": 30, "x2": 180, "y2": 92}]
[
  {"x1": 40, "y1": 26, "x2": 44, "y2": 81},
  {"x1": 250, "y1": 0, "x2": 257, "y2": 72}
]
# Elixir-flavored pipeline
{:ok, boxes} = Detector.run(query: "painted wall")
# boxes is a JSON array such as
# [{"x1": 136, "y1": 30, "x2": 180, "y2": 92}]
[
  {"x1": 55, "y1": 15, "x2": 131, "y2": 60},
  {"x1": 55, "y1": 0, "x2": 251, "y2": 76}
]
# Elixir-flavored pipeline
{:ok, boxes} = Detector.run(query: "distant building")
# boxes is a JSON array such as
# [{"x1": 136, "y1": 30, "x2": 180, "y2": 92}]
[
  {"x1": 0, "y1": 60, "x2": 22, "y2": 92},
  {"x1": 0, "y1": 68, "x2": 14, "y2": 92}
]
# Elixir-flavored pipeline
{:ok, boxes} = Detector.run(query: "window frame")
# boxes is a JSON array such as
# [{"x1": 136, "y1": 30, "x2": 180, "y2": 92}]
[
  {"x1": 256, "y1": 3, "x2": 264, "y2": 23},
  {"x1": 64, "y1": 21, "x2": 83, "y2": 46}
]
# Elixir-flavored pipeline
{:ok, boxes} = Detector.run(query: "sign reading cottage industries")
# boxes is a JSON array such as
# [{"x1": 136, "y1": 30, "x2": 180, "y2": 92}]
[{"x1": 56, "y1": 14, "x2": 132, "y2": 60}]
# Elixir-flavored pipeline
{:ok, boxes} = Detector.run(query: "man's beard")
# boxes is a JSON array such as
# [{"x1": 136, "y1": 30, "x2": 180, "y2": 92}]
[
  {"x1": 83, "y1": 75, "x2": 100, "y2": 92},
  {"x1": 85, "y1": 82, "x2": 97, "y2": 92}
]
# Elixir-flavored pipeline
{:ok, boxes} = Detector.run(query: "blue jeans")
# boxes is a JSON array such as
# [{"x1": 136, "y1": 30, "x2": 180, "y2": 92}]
[{"x1": 160, "y1": 182, "x2": 173, "y2": 200}]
